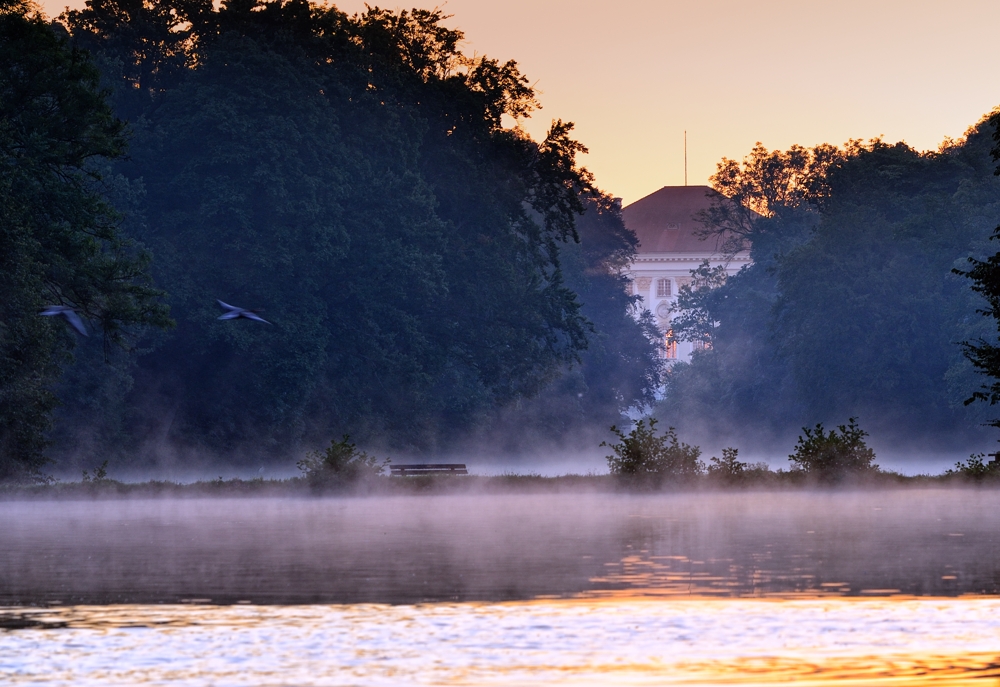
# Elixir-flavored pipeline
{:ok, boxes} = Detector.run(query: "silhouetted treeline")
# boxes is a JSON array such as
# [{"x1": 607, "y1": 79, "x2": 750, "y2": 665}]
[
  {"x1": 951, "y1": 111, "x2": 1000, "y2": 434},
  {"x1": 662, "y1": 121, "x2": 1000, "y2": 450},
  {"x1": 14, "y1": 0, "x2": 662, "y2": 469},
  {"x1": 0, "y1": 0, "x2": 171, "y2": 481}
]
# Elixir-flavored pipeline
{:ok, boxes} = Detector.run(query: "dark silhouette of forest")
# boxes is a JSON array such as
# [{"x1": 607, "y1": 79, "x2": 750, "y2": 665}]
[
  {"x1": 7, "y1": 0, "x2": 1000, "y2": 482},
  {"x1": 1, "y1": 0, "x2": 663, "y2": 479},
  {"x1": 662, "y1": 127, "x2": 1000, "y2": 452}
]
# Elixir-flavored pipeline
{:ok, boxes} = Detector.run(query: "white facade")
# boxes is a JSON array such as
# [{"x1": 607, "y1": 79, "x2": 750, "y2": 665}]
[
  {"x1": 622, "y1": 185, "x2": 750, "y2": 363},
  {"x1": 626, "y1": 252, "x2": 749, "y2": 363}
]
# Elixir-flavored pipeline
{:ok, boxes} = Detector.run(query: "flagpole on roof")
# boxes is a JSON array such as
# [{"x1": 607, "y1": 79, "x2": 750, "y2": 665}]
[{"x1": 684, "y1": 130, "x2": 688, "y2": 186}]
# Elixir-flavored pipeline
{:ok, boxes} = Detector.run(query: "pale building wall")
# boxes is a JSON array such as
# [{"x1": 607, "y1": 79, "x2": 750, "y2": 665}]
[
  {"x1": 621, "y1": 185, "x2": 751, "y2": 363},
  {"x1": 626, "y1": 253, "x2": 749, "y2": 363}
]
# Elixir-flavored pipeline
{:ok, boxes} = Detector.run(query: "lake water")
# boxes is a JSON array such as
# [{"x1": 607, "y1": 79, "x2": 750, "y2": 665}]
[{"x1": 2, "y1": 489, "x2": 999, "y2": 685}]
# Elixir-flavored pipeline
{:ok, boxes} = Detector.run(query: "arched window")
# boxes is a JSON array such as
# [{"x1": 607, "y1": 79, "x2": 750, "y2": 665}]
[{"x1": 656, "y1": 278, "x2": 672, "y2": 298}]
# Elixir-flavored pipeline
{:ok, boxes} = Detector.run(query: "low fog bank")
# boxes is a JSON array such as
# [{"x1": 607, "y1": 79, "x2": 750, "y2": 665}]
[
  {"x1": 2, "y1": 490, "x2": 998, "y2": 605},
  {"x1": 49, "y1": 430, "x2": 993, "y2": 484},
  {"x1": 727, "y1": 449, "x2": 975, "y2": 478},
  {"x1": 45, "y1": 441, "x2": 615, "y2": 484},
  {"x1": 865, "y1": 452, "x2": 973, "y2": 477},
  {"x1": 43, "y1": 438, "x2": 982, "y2": 484},
  {"x1": 648, "y1": 413, "x2": 994, "y2": 473}
]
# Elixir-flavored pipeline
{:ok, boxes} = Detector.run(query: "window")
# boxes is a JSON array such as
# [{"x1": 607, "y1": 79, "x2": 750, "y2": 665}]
[
  {"x1": 656, "y1": 278, "x2": 672, "y2": 298},
  {"x1": 664, "y1": 329, "x2": 678, "y2": 359}
]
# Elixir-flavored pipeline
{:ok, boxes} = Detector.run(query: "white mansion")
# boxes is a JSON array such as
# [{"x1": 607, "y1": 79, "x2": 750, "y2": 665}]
[{"x1": 622, "y1": 185, "x2": 750, "y2": 362}]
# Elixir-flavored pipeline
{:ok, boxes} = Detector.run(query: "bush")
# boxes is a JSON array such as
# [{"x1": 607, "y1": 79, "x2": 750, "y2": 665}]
[
  {"x1": 706, "y1": 447, "x2": 745, "y2": 482},
  {"x1": 602, "y1": 419, "x2": 703, "y2": 485},
  {"x1": 706, "y1": 447, "x2": 772, "y2": 485},
  {"x1": 81, "y1": 460, "x2": 114, "y2": 484},
  {"x1": 297, "y1": 436, "x2": 389, "y2": 487},
  {"x1": 945, "y1": 453, "x2": 1000, "y2": 481},
  {"x1": 788, "y1": 418, "x2": 878, "y2": 482}
]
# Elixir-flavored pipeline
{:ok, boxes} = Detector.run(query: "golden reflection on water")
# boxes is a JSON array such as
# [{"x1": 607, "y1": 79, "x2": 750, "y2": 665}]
[
  {"x1": 3, "y1": 491, "x2": 998, "y2": 604},
  {"x1": 585, "y1": 552, "x2": 917, "y2": 599},
  {"x1": 3, "y1": 491, "x2": 1000, "y2": 684},
  {"x1": 3, "y1": 598, "x2": 1000, "y2": 686}
]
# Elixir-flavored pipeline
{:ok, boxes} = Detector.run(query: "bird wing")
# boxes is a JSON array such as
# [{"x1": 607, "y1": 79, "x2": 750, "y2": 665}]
[
  {"x1": 217, "y1": 300, "x2": 241, "y2": 311},
  {"x1": 39, "y1": 306, "x2": 63, "y2": 316},
  {"x1": 63, "y1": 310, "x2": 88, "y2": 336},
  {"x1": 242, "y1": 311, "x2": 272, "y2": 324}
]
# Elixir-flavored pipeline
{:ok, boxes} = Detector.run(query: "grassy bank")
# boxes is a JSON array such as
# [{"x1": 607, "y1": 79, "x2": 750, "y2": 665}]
[{"x1": 1, "y1": 469, "x2": 998, "y2": 499}]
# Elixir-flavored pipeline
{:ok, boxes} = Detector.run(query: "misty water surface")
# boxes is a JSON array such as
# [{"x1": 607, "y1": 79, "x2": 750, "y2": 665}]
[
  {"x1": 3, "y1": 490, "x2": 1000, "y2": 686},
  {"x1": 1, "y1": 489, "x2": 998, "y2": 605}
]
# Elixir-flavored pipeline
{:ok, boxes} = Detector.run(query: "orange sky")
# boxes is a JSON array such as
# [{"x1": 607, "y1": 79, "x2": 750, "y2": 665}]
[{"x1": 39, "y1": 0, "x2": 1000, "y2": 203}]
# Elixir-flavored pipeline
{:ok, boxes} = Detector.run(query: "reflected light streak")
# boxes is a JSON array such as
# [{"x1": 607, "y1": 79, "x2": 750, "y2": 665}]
[{"x1": 2, "y1": 599, "x2": 1000, "y2": 685}]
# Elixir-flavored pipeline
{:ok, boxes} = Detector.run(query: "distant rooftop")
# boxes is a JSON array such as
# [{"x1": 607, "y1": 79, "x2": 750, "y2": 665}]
[{"x1": 623, "y1": 185, "x2": 730, "y2": 254}]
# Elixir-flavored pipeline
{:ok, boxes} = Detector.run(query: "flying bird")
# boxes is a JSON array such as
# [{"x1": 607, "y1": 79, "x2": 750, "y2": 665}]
[
  {"x1": 217, "y1": 299, "x2": 271, "y2": 324},
  {"x1": 39, "y1": 305, "x2": 88, "y2": 336}
]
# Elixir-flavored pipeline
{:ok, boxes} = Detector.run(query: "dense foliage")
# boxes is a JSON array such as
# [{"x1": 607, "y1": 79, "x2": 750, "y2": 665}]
[
  {"x1": 705, "y1": 447, "x2": 771, "y2": 485},
  {"x1": 661, "y1": 122, "x2": 1000, "y2": 450},
  {"x1": 787, "y1": 418, "x2": 878, "y2": 483},
  {"x1": 951, "y1": 111, "x2": 1000, "y2": 436},
  {"x1": 0, "y1": 0, "x2": 170, "y2": 480},
  {"x1": 31, "y1": 0, "x2": 662, "y2": 466},
  {"x1": 945, "y1": 452, "x2": 1000, "y2": 481},
  {"x1": 296, "y1": 435, "x2": 388, "y2": 487},
  {"x1": 602, "y1": 418, "x2": 702, "y2": 485}
]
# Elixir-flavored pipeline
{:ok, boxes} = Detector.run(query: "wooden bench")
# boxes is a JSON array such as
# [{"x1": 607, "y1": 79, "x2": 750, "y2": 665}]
[{"x1": 390, "y1": 463, "x2": 468, "y2": 476}]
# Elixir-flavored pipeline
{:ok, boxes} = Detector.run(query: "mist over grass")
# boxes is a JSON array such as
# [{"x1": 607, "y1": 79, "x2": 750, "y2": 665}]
[{"x1": 11, "y1": 450, "x2": 999, "y2": 496}]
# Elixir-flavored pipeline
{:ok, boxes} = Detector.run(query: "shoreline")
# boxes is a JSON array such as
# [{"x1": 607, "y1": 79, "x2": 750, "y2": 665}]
[{"x1": 3, "y1": 471, "x2": 999, "y2": 499}]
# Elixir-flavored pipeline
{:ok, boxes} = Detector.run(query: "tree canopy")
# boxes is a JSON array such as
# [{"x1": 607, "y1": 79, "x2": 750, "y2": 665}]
[
  {"x1": 951, "y1": 110, "x2": 1000, "y2": 431},
  {"x1": 25, "y1": 0, "x2": 664, "y2": 465},
  {"x1": 662, "y1": 120, "x2": 1000, "y2": 451},
  {"x1": 0, "y1": 0, "x2": 170, "y2": 480}
]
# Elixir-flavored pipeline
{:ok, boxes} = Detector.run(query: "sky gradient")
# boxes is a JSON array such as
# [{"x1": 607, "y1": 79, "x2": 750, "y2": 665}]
[{"x1": 39, "y1": 0, "x2": 1000, "y2": 203}]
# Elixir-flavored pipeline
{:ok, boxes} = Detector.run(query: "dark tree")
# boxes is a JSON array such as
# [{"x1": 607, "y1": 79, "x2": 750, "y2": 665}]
[
  {"x1": 957, "y1": 233, "x2": 1000, "y2": 424},
  {"x1": 787, "y1": 418, "x2": 878, "y2": 483},
  {"x1": 953, "y1": 111, "x2": 1000, "y2": 428},
  {"x1": 661, "y1": 122, "x2": 1000, "y2": 451},
  {"x1": 0, "y1": 0, "x2": 170, "y2": 480},
  {"x1": 55, "y1": 0, "x2": 659, "y2": 461},
  {"x1": 602, "y1": 418, "x2": 702, "y2": 486}
]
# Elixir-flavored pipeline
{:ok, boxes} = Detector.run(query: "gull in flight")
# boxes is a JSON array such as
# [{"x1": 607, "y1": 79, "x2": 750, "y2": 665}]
[
  {"x1": 39, "y1": 305, "x2": 88, "y2": 336},
  {"x1": 217, "y1": 300, "x2": 271, "y2": 324}
]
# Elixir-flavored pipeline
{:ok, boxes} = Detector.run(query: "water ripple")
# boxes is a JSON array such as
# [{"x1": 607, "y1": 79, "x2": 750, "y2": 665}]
[{"x1": 2, "y1": 599, "x2": 1000, "y2": 685}]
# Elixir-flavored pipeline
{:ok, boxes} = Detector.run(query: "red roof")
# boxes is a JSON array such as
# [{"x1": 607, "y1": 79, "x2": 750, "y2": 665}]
[{"x1": 623, "y1": 185, "x2": 730, "y2": 254}]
